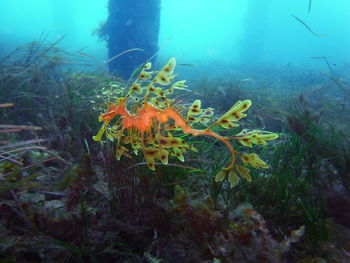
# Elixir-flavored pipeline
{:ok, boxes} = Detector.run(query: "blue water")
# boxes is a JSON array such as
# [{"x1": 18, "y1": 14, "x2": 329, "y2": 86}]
[
  {"x1": 159, "y1": 0, "x2": 350, "y2": 68},
  {"x1": 0, "y1": 0, "x2": 349, "y2": 71}
]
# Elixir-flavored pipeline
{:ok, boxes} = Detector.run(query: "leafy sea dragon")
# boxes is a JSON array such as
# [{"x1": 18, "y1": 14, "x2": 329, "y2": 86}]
[{"x1": 93, "y1": 58, "x2": 278, "y2": 187}]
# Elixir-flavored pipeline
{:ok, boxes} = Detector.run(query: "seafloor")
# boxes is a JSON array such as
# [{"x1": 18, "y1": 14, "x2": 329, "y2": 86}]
[{"x1": 1, "y1": 40, "x2": 350, "y2": 263}]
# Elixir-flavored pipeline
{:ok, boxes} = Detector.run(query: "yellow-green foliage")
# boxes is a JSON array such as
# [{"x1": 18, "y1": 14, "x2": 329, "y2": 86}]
[{"x1": 94, "y1": 58, "x2": 278, "y2": 185}]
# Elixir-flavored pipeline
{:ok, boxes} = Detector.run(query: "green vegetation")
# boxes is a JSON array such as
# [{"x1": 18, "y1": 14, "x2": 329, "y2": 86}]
[{"x1": 0, "y1": 40, "x2": 350, "y2": 262}]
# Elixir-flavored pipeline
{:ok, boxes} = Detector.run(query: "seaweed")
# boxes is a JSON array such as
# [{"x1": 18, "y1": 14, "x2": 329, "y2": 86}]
[
  {"x1": 93, "y1": 58, "x2": 278, "y2": 185},
  {"x1": 291, "y1": 15, "x2": 324, "y2": 37},
  {"x1": 308, "y1": 0, "x2": 312, "y2": 13},
  {"x1": 1, "y1": 39, "x2": 350, "y2": 262}
]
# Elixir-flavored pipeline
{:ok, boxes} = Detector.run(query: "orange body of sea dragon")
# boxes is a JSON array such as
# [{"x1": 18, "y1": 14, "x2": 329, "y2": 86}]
[{"x1": 93, "y1": 58, "x2": 278, "y2": 186}]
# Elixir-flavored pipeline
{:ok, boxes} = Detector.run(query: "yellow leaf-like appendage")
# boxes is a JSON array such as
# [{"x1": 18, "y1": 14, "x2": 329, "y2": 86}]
[
  {"x1": 94, "y1": 57, "x2": 278, "y2": 185},
  {"x1": 212, "y1": 100, "x2": 251, "y2": 129},
  {"x1": 215, "y1": 170, "x2": 226, "y2": 182},
  {"x1": 236, "y1": 165, "x2": 252, "y2": 182},
  {"x1": 241, "y1": 153, "x2": 269, "y2": 169},
  {"x1": 228, "y1": 169, "x2": 240, "y2": 188}
]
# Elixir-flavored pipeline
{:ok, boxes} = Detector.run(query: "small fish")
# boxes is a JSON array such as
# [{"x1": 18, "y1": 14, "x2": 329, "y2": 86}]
[
  {"x1": 125, "y1": 18, "x2": 133, "y2": 26},
  {"x1": 177, "y1": 63, "x2": 195, "y2": 67},
  {"x1": 240, "y1": 78, "x2": 253, "y2": 82},
  {"x1": 79, "y1": 52, "x2": 98, "y2": 61},
  {"x1": 0, "y1": 103, "x2": 14, "y2": 108}
]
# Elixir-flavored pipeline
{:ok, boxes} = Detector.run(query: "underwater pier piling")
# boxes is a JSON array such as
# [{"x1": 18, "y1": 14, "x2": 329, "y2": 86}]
[{"x1": 104, "y1": 0, "x2": 161, "y2": 78}]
